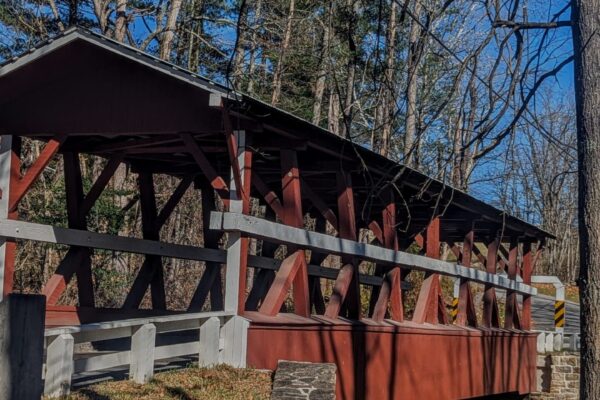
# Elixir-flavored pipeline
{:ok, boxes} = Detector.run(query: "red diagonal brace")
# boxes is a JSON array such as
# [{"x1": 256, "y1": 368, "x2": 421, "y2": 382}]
[{"x1": 9, "y1": 135, "x2": 66, "y2": 212}]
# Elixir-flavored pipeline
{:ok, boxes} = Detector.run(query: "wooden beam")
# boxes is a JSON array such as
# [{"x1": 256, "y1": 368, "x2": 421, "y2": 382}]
[
  {"x1": 413, "y1": 217, "x2": 448, "y2": 324},
  {"x1": 325, "y1": 171, "x2": 360, "y2": 319},
  {"x1": 252, "y1": 172, "x2": 284, "y2": 219},
  {"x1": 0, "y1": 219, "x2": 225, "y2": 262},
  {"x1": 64, "y1": 152, "x2": 94, "y2": 307},
  {"x1": 189, "y1": 183, "x2": 223, "y2": 312},
  {"x1": 223, "y1": 131, "x2": 253, "y2": 314},
  {"x1": 0, "y1": 135, "x2": 20, "y2": 299},
  {"x1": 123, "y1": 172, "x2": 166, "y2": 310},
  {"x1": 78, "y1": 153, "x2": 125, "y2": 218},
  {"x1": 456, "y1": 230, "x2": 477, "y2": 327},
  {"x1": 371, "y1": 194, "x2": 403, "y2": 322},
  {"x1": 258, "y1": 250, "x2": 305, "y2": 316},
  {"x1": 244, "y1": 207, "x2": 278, "y2": 311},
  {"x1": 44, "y1": 152, "x2": 95, "y2": 306},
  {"x1": 9, "y1": 135, "x2": 66, "y2": 212},
  {"x1": 209, "y1": 212, "x2": 537, "y2": 295},
  {"x1": 179, "y1": 133, "x2": 230, "y2": 206},
  {"x1": 309, "y1": 217, "x2": 327, "y2": 314},
  {"x1": 483, "y1": 237, "x2": 501, "y2": 328},
  {"x1": 301, "y1": 177, "x2": 338, "y2": 230},
  {"x1": 504, "y1": 237, "x2": 521, "y2": 329},
  {"x1": 222, "y1": 107, "x2": 245, "y2": 204},
  {"x1": 521, "y1": 242, "x2": 533, "y2": 330},
  {"x1": 155, "y1": 175, "x2": 195, "y2": 229},
  {"x1": 279, "y1": 149, "x2": 309, "y2": 316}
]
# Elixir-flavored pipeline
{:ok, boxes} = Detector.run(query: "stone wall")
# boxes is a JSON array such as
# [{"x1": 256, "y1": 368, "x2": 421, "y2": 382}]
[{"x1": 531, "y1": 352, "x2": 579, "y2": 399}]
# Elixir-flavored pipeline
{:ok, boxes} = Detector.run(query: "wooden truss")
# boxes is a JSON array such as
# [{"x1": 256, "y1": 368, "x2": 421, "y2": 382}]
[{"x1": 0, "y1": 130, "x2": 542, "y2": 332}]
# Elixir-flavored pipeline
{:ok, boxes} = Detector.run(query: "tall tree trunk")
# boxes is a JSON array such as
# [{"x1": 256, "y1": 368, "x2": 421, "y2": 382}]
[
  {"x1": 160, "y1": 0, "x2": 183, "y2": 61},
  {"x1": 378, "y1": 0, "x2": 397, "y2": 157},
  {"x1": 48, "y1": 0, "x2": 65, "y2": 31},
  {"x1": 68, "y1": 0, "x2": 78, "y2": 26},
  {"x1": 114, "y1": 0, "x2": 127, "y2": 42},
  {"x1": 271, "y1": 0, "x2": 296, "y2": 106},
  {"x1": 342, "y1": 0, "x2": 357, "y2": 138},
  {"x1": 246, "y1": 0, "x2": 263, "y2": 94},
  {"x1": 92, "y1": 0, "x2": 109, "y2": 34},
  {"x1": 312, "y1": 16, "x2": 331, "y2": 126},
  {"x1": 230, "y1": 0, "x2": 249, "y2": 87},
  {"x1": 328, "y1": 90, "x2": 341, "y2": 135},
  {"x1": 404, "y1": 0, "x2": 422, "y2": 166},
  {"x1": 573, "y1": 1, "x2": 600, "y2": 398}
]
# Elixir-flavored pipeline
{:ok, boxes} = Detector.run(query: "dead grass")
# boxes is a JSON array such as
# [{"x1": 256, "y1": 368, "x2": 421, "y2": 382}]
[
  {"x1": 534, "y1": 283, "x2": 580, "y2": 303},
  {"x1": 60, "y1": 365, "x2": 272, "y2": 400}
]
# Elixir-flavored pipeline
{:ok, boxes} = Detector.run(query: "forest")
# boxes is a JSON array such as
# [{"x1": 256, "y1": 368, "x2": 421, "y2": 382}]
[{"x1": 0, "y1": 0, "x2": 577, "y2": 305}]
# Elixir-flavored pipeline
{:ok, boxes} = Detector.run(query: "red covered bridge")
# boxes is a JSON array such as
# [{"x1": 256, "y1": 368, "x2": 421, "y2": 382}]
[{"x1": 0, "y1": 28, "x2": 552, "y2": 399}]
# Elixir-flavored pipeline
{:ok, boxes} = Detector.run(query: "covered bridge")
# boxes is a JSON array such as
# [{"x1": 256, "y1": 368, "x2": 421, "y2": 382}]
[{"x1": 0, "y1": 27, "x2": 552, "y2": 399}]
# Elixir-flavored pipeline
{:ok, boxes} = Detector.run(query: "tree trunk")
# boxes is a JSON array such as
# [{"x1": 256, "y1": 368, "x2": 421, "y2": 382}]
[
  {"x1": 230, "y1": 0, "x2": 249, "y2": 87},
  {"x1": 312, "y1": 16, "x2": 331, "y2": 126},
  {"x1": 92, "y1": 0, "x2": 109, "y2": 34},
  {"x1": 160, "y1": 0, "x2": 183, "y2": 61},
  {"x1": 328, "y1": 90, "x2": 341, "y2": 135},
  {"x1": 48, "y1": 0, "x2": 65, "y2": 31},
  {"x1": 342, "y1": 0, "x2": 358, "y2": 139},
  {"x1": 572, "y1": 1, "x2": 600, "y2": 398},
  {"x1": 246, "y1": 0, "x2": 263, "y2": 94},
  {"x1": 271, "y1": 0, "x2": 296, "y2": 106},
  {"x1": 114, "y1": 0, "x2": 127, "y2": 42},
  {"x1": 378, "y1": 0, "x2": 397, "y2": 157},
  {"x1": 404, "y1": 0, "x2": 422, "y2": 166}
]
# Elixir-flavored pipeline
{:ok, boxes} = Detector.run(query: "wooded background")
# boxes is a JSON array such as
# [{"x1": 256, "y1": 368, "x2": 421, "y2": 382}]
[{"x1": 0, "y1": 0, "x2": 577, "y2": 308}]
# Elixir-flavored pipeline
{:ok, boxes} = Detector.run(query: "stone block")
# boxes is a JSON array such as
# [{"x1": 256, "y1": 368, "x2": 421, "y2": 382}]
[{"x1": 271, "y1": 360, "x2": 337, "y2": 400}]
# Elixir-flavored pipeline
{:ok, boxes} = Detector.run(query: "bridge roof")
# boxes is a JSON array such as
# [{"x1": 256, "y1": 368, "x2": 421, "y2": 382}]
[{"x1": 0, "y1": 27, "x2": 553, "y2": 243}]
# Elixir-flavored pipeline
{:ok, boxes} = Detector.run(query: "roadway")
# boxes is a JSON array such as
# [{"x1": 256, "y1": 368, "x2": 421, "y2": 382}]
[{"x1": 531, "y1": 293, "x2": 580, "y2": 334}]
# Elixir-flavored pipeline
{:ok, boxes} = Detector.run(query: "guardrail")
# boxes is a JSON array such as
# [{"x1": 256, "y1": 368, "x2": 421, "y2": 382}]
[
  {"x1": 537, "y1": 331, "x2": 580, "y2": 353},
  {"x1": 531, "y1": 275, "x2": 566, "y2": 333},
  {"x1": 210, "y1": 211, "x2": 537, "y2": 296},
  {"x1": 43, "y1": 311, "x2": 247, "y2": 398}
]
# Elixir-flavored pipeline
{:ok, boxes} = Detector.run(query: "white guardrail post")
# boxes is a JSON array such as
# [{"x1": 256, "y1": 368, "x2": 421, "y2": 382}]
[
  {"x1": 531, "y1": 275, "x2": 566, "y2": 333},
  {"x1": 129, "y1": 323, "x2": 156, "y2": 384},
  {"x1": 199, "y1": 316, "x2": 221, "y2": 367},
  {"x1": 44, "y1": 334, "x2": 74, "y2": 397},
  {"x1": 43, "y1": 311, "x2": 239, "y2": 398}
]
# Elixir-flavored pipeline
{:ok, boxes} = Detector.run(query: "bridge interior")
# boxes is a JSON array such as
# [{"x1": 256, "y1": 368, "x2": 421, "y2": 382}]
[{"x1": 0, "y1": 28, "x2": 553, "y2": 399}]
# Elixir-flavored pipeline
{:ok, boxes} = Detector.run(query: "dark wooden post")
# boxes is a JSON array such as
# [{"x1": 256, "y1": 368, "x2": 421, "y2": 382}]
[
  {"x1": 123, "y1": 172, "x2": 166, "y2": 310},
  {"x1": 456, "y1": 228, "x2": 477, "y2": 327},
  {"x1": 0, "y1": 136, "x2": 20, "y2": 300},
  {"x1": 63, "y1": 152, "x2": 95, "y2": 307},
  {"x1": 482, "y1": 235, "x2": 501, "y2": 328},
  {"x1": 0, "y1": 294, "x2": 45, "y2": 399},
  {"x1": 413, "y1": 217, "x2": 448, "y2": 324},
  {"x1": 371, "y1": 191, "x2": 403, "y2": 322},
  {"x1": 258, "y1": 149, "x2": 310, "y2": 317},
  {"x1": 280, "y1": 149, "x2": 310, "y2": 316},
  {"x1": 189, "y1": 182, "x2": 224, "y2": 311},
  {"x1": 245, "y1": 206, "x2": 278, "y2": 311},
  {"x1": 224, "y1": 131, "x2": 253, "y2": 314},
  {"x1": 325, "y1": 171, "x2": 360, "y2": 320},
  {"x1": 43, "y1": 154, "x2": 122, "y2": 305},
  {"x1": 309, "y1": 217, "x2": 328, "y2": 315},
  {"x1": 521, "y1": 241, "x2": 533, "y2": 330},
  {"x1": 504, "y1": 237, "x2": 521, "y2": 329}
]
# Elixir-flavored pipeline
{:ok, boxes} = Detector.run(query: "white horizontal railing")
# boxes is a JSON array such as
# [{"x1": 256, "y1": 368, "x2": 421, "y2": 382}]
[
  {"x1": 43, "y1": 311, "x2": 248, "y2": 398},
  {"x1": 210, "y1": 211, "x2": 537, "y2": 296},
  {"x1": 0, "y1": 219, "x2": 390, "y2": 288}
]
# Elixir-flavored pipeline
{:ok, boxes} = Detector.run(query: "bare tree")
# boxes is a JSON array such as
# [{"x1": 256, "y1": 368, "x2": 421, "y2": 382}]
[
  {"x1": 572, "y1": 0, "x2": 600, "y2": 397},
  {"x1": 271, "y1": 0, "x2": 296, "y2": 106}
]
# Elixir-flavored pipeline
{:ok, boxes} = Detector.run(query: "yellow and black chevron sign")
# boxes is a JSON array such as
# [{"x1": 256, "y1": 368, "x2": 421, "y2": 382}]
[
  {"x1": 451, "y1": 297, "x2": 459, "y2": 322},
  {"x1": 555, "y1": 300, "x2": 565, "y2": 328}
]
